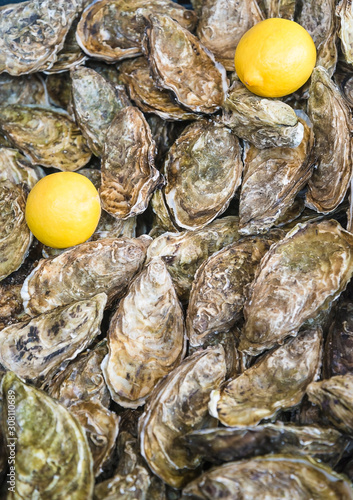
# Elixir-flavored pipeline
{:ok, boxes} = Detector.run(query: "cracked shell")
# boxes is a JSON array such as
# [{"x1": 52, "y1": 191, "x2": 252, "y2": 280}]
[
  {"x1": 2, "y1": 371, "x2": 94, "y2": 499},
  {"x1": 100, "y1": 106, "x2": 161, "y2": 219},
  {"x1": 164, "y1": 120, "x2": 242, "y2": 230},
  {"x1": 143, "y1": 14, "x2": 228, "y2": 114},
  {"x1": 102, "y1": 258, "x2": 186, "y2": 408},
  {"x1": 0, "y1": 293, "x2": 107, "y2": 384},
  {"x1": 0, "y1": 105, "x2": 91, "y2": 171},
  {"x1": 240, "y1": 220, "x2": 353, "y2": 355},
  {"x1": 76, "y1": 0, "x2": 197, "y2": 62},
  {"x1": 139, "y1": 346, "x2": 227, "y2": 488},
  {"x1": 21, "y1": 237, "x2": 149, "y2": 316}
]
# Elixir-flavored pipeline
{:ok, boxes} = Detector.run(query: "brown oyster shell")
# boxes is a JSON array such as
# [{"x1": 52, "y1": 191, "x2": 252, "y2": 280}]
[
  {"x1": 0, "y1": 0, "x2": 82, "y2": 76},
  {"x1": 221, "y1": 81, "x2": 304, "y2": 149},
  {"x1": 21, "y1": 237, "x2": 149, "y2": 316},
  {"x1": 197, "y1": 0, "x2": 263, "y2": 71},
  {"x1": 261, "y1": 0, "x2": 296, "y2": 19},
  {"x1": 151, "y1": 188, "x2": 178, "y2": 234},
  {"x1": 210, "y1": 327, "x2": 322, "y2": 427},
  {"x1": 0, "y1": 284, "x2": 26, "y2": 331},
  {"x1": 337, "y1": 1, "x2": 353, "y2": 65},
  {"x1": 76, "y1": 0, "x2": 197, "y2": 62},
  {"x1": 100, "y1": 106, "x2": 161, "y2": 219},
  {"x1": 0, "y1": 105, "x2": 91, "y2": 171},
  {"x1": 143, "y1": 14, "x2": 228, "y2": 114},
  {"x1": 139, "y1": 346, "x2": 227, "y2": 488},
  {"x1": 239, "y1": 220, "x2": 353, "y2": 355},
  {"x1": 306, "y1": 66, "x2": 353, "y2": 214},
  {"x1": 102, "y1": 258, "x2": 186, "y2": 408},
  {"x1": 0, "y1": 73, "x2": 47, "y2": 106},
  {"x1": 146, "y1": 216, "x2": 240, "y2": 301},
  {"x1": 45, "y1": 72, "x2": 74, "y2": 115},
  {"x1": 0, "y1": 293, "x2": 107, "y2": 384},
  {"x1": 0, "y1": 181, "x2": 32, "y2": 282},
  {"x1": 239, "y1": 117, "x2": 314, "y2": 235},
  {"x1": 163, "y1": 120, "x2": 242, "y2": 230}
]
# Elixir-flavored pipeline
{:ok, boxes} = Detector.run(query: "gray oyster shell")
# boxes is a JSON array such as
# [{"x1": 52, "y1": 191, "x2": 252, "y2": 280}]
[
  {"x1": 0, "y1": 73, "x2": 48, "y2": 106},
  {"x1": 337, "y1": 1, "x2": 353, "y2": 65}
]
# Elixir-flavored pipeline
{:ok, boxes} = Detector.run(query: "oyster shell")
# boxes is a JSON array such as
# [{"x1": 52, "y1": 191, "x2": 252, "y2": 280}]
[
  {"x1": 139, "y1": 346, "x2": 227, "y2": 488},
  {"x1": 222, "y1": 81, "x2": 304, "y2": 149},
  {"x1": 0, "y1": 0, "x2": 81, "y2": 75},
  {"x1": 2, "y1": 371, "x2": 94, "y2": 499},
  {"x1": 337, "y1": 1, "x2": 353, "y2": 65},
  {"x1": 151, "y1": 188, "x2": 178, "y2": 234},
  {"x1": 46, "y1": 72, "x2": 74, "y2": 114},
  {"x1": 102, "y1": 258, "x2": 186, "y2": 408},
  {"x1": 100, "y1": 106, "x2": 161, "y2": 219},
  {"x1": 239, "y1": 118, "x2": 314, "y2": 235},
  {"x1": 0, "y1": 73, "x2": 47, "y2": 106},
  {"x1": 71, "y1": 66, "x2": 130, "y2": 157},
  {"x1": 143, "y1": 14, "x2": 228, "y2": 114},
  {"x1": 210, "y1": 327, "x2": 322, "y2": 427},
  {"x1": 0, "y1": 147, "x2": 41, "y2": 190},
  {"x1": 306, "y1": 67, "x2": 353, "y2": 214},
  {"x1": 92, "y1": 211, "x2": 137, "y2": 240},
  {"x1": 21, "y1": 237, "x2": 149, "y2": 316},
  {"x1": 0, "y1": 293, "x2": 107, "y2": 384},
  {"x1": 0, "y1": 181, "x2": 32, "y2": 282},
  {"x1": 181, "y1": 423, "x2": 348, "y2": 467},
  {"x1": 146, "y1": 216, "x2": 240, "y2": 301},
  {"x1": 182, "y1": 455, "x2": 353, "y2": 499},
  {"x1": 240, "y1": 220, "x2": 353, "y2": 355},
  {"x1": 76, "y1": 0, "x2": 197, "y2": 62},
  {"x1": 196, "y1": 0, "x2": 263, "y2": 71},
  {"x1": 0, "y1": 105, "x2": 91, "y2": 171},
  {"x1": 296, "y1": 0, "x2": 337, "y2": 75},
  {"x1": 163, "y1": 120, "x2": 242, "y2": 230},
  {"x1": 187, "y1": 232, "x2": 283, "y2": 346},
  {"x1": 261, "y1": 0, "x2": 296, "y2": 19},
  {"x1": 119, "y1": 57, "x2": 198, "y2": 121},
  {"x1": 0, "y1": 284, "x2": 26, "y2": 331},
  {"x1": 307, "y1": 373, "x2": 353, "y2": 435}
]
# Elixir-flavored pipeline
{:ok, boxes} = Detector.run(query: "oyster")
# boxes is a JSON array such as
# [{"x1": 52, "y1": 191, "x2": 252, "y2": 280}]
[
  {"x1": 0, "y1": 105, "x2": 91, "y2": 171},
  {"x1": 261, "y1": 0, "x2": 296, "y2": 19},
  {"x1": 46, "y1": 72, "x2": 74, "y2": 114},
  {"x1": 0, "y1": 293, "x2": 107, "y2": 384},
  {"x1": 210, "y1": 327, "x2": 322, "y2": 427},
  {"x1": 100, "y1": 106, "x2": 161, "y2": 219},
  {"x1": 0, "y1": 73, "x2": 47, "y2": 106},
  {"x1": 337, "y1": 1, "x2": 353, "y2": 65},
  {"x1": 181, "y1": 423, "x2": 348, "y2": 467},
  {"x1": 0, "y1": 147, "x2": 41, "y2": 190},
  {"x1": 182, "y1": 455, "x2": 353, "y2": 499},
  {"x1": 240, "y1": 220, "x2": 353, "y2": 355},
  {"x1": 151, "y1": 188, "x2": 178, "y2": 234},
  {"x1": 143, "y1": 14, "x2": 228, "y2": 114},
  {"x1": 139, "y1": 346, "x2": 227, "y2": 488},
  {"x1": 21, "y1": 237, "x2": 149, "y2": 316},
  {"x1": 306, "y1": 67, "x2": 353, "y2": 214},
  {"x1": 146, "y1": 216, "x2": 240, "y2": 301},
  {"x1": 102, "y1": 258, "x2": 186, "y2": 408},
  {"x1": 71, "y1": 67, "x2": 130, "y2": 156},
  {"x1": 0, "y1": 284, "x2": 26, "y2": 331},
  {"x1": 307, "y1": 373, "x2": 353, "y2": 435},
  {"x1": 0, "y1": 181, "x2": 32, "y2": 282},
  {"x1": 222, "y1": 81, "x2": 304, "y2": 149},
  {"x1": 0, "y1": 0, "x2": 81, "y2": 75},
  {"x1": 76, "y1": 0, "x2": 197, "y2": 62},
  {"x1": 197, "y1": 0, "x2": 263, "y2": 71},
  {"x1": 239, "y1": 118, "x2": 313, "y2": 235},
  {"x1": 92, "y1": 211, "x2": 137, "y2": 240},
  {"x1": 163, "y1": 121, "x2": 242, "y2": 230},
  {"x1": 2, "y1": 371, "x2": 94, "y2": 499},
  {"x1": 187, "y1": 232, "x2": 283, "y2": 346},
  {"x1": 119, "y1": 57, "x2": 198, "y2": 121}
]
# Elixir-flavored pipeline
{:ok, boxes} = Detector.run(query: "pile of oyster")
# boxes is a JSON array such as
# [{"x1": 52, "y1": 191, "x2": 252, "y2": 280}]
[{"x1": 3, "y1": 0, "x2": 353, "y2": 498}]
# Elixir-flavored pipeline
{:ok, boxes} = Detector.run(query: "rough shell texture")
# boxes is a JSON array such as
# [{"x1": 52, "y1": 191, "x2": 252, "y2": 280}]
[
  {"x1": 164, "y1": 120, "x2": 242, "y2": 230},
  {"x1": 221, "y1": 81, "x2": 304, "y2": 149},
  {"x1": 0, "y1": 147, "x2": 41, "y2": 190},
  {"x1": 0, "y1": 105, "x2": 92, "y2": 171},
  {"x1": 139, "y1": 346, "x2": 227, "y2": 488},
  {"x1": 0, "y1": 73, "x2": 47, "y2": 106},
  {"x1": 210, "y1": 327, "x2": 322, "y2": 427},
  {"x1": 76, "y1": 0, "x2": 197, "y2": 62},
  {"x1": 21, "y1": 237, "x2": 149, "y2": 316},
  {"x1": 0, "y1": 181, "x2": 32, "y2": 282},
  {"x1": 261, "y1": 0, "x2": 296, "y2": 19},
  {"x1": 0, "y1": 0, "x2": 81, "y2": 75},
  {"x1": 337, "y1": 1, "x2": 353, "y2": 65},
  {"x1": 146, "y1": 216, "x2": 240, "y2": 301},
  {"x1": 240, "y1": 220, "x2": 353, "y2": 355},
  {"x1": 99, "y1": 106, "x2": 161, "y2": 219},
  {"x1": 181, "y1": 455, "x2": 353, "y2": 499},
  {"x1": 0, "y1": 293, "x2": 107, "y2": 384},
  {"x1": 2, "y1": 371, "x2": 94, "y2": 499},
  {"x1": 143, "y1": 14, "x2": 228, "y2": 114},
  {"x1": 0, "y1": 284, "x2": 26, "y2": 331}
]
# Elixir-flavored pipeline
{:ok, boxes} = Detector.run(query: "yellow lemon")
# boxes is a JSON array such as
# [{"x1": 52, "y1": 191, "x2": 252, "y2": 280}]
[
  {"x1": 25, "y1": 172, "x2": 101, "y2": 248},
  {"x1": 234, "y1": 18, "x2": 316, "y2": 98}
]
